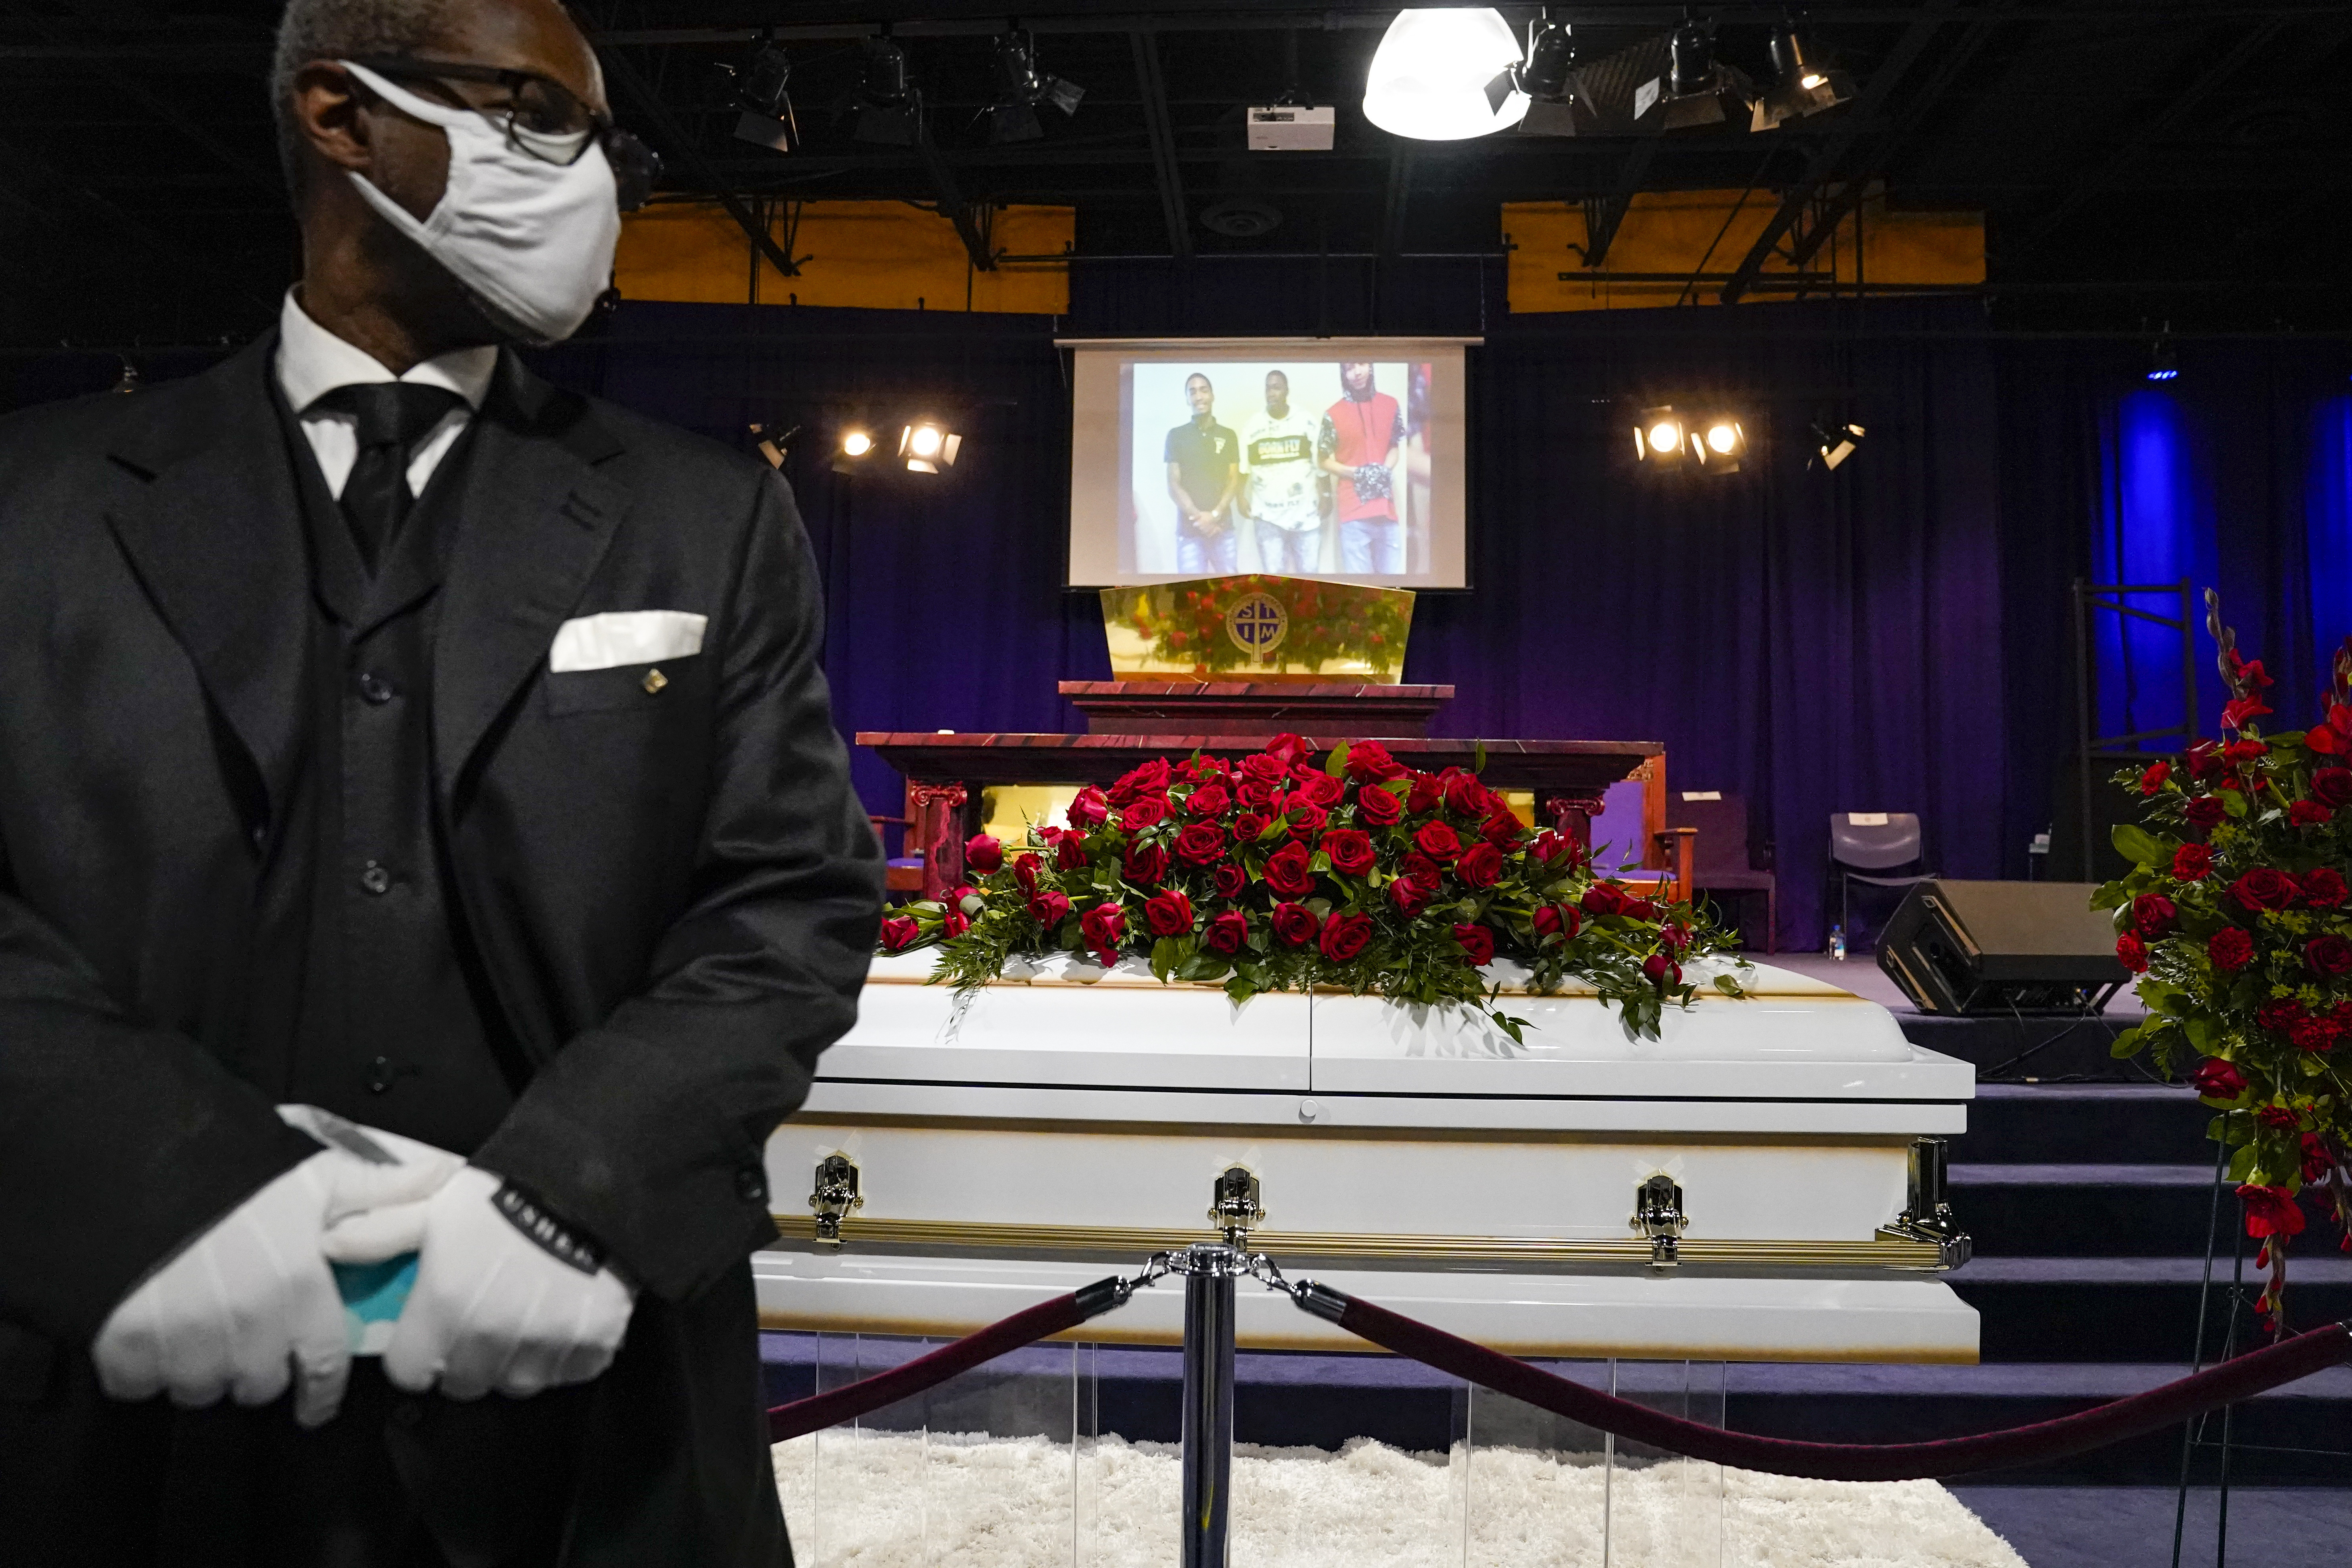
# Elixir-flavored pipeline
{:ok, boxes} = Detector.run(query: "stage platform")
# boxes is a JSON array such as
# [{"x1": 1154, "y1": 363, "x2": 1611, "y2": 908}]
[{"x1": 1761, "y1": 952, "x2": 2147, "y2": 1083}]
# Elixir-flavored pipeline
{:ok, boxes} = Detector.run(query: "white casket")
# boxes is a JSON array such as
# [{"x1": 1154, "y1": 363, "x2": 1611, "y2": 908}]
[{"x1": 756, "y1": 954, "x2": 1978, "y2": 1363}]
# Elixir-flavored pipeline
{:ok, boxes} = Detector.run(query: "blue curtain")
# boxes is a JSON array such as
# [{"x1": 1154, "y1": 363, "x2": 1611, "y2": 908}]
[{"x1": 2313, "y1": 396, "x2": 2352, "y2": 681}]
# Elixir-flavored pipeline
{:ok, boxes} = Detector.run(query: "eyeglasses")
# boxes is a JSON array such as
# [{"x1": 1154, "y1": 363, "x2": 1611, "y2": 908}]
[{"x1": 343, "y1": 55, "x2": 661, "y2": 213}]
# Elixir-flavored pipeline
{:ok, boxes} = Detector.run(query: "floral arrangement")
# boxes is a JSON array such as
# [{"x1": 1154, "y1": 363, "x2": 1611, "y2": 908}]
[
  {"x1": 1115, "y1": 576, "x2": 1412, "y2": 678},
  {"x1": 2101, "y1": 595, "x2": 2352, "y2": 1332},
  {"x1": 877, "y1": 734, "x2": 1742, "y2": 1041}
]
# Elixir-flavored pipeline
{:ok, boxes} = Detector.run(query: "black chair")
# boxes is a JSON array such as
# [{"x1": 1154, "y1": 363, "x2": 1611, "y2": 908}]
[
  {"x1": 1666, "y1": 791, "x2": 1777, "y2": 952},
  {"x1": 1829, "y1": 812, "x2": 1933, "y2": 951}
]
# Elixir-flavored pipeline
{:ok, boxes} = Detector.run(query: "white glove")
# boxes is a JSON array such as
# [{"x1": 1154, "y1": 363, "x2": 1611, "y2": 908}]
[
  {"x1": 91, "y1": 1107, "x2": 464, "y2": 1427},
  {"x1": 325, "y1": 1165, "x2": 637, "y2": 1401}
]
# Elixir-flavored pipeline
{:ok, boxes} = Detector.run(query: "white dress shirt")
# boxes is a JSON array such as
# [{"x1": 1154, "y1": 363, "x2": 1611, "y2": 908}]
[{"x1": 274, "y1": 291, "x2": 499, "y2": 503}]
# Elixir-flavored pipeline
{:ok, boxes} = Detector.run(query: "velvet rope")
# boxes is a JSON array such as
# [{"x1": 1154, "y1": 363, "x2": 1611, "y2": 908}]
[
  {"x1": 767, "y1": 1277, "x2": 1132, "y2": 1442},
  {"x1": 1302, "y1": 1284, "x2": 2352, "y2": 1483}
]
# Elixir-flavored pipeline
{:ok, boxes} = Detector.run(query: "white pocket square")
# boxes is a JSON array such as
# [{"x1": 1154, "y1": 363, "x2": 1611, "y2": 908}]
[{"x1": 548, "y1": 611, "x2": 708, "y2": 673}]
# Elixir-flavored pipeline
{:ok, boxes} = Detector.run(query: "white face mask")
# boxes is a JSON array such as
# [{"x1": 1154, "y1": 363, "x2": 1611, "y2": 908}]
[{"x1": 341, "y1": 61, "x2": 622, "y2": 347}]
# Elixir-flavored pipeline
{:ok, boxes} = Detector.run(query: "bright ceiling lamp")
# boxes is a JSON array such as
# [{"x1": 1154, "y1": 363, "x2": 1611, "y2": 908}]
[{"x1": 1363, "y1": 8, "x2": 1529, "y2": 141}]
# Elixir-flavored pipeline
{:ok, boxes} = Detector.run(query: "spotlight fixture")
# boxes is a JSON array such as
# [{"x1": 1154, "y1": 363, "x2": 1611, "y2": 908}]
[
  {"x1": 1697, "y1": 415, "x2": 1749, "y2": 473},
  {"x1": 2145, "y1": 335, "x2": 2180, "y2": 382},
  {"x1": 1752, "y1": 26, "x2": 1854, "y2": 131},
  {"x1": 1634, "y1": 406, "x2": 1690, "y2": 468},
  {"x1": 899, "y1": 420, "x2": 962, "y2": 475},
  {"x1": 1811, "y1": 417, "x2": 1866, "y2": 471},
  {"x1": 856, "y1": 35, "x2": 919, "y2": 146},
  {"x1": 729, "y1": 38, "x2": 799, "y2": 152},
  {"x1": 1363, "y1": 7, "x2": 1530, "y2": 142},
  {"x1": 988, "y1": 28, "x2": 1084, "y2": 145},
  {"x1": 748, "y1": 422, "x2": 800, "y2": 470},
  {"x1": 831, "y1": 425, "x2": 876, "y2": 475},
  {"x1": 1485, "y1": 10, "x2": 1578, "y2": 135},
  {"x1": 1658, "y1": 18, "x2": 1746, "y2": 131}
]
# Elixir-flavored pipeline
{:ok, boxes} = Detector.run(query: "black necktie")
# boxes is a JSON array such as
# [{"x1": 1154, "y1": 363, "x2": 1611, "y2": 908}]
[{"x1": 311, "y1": 382, "x2": 467, "y2": 573}]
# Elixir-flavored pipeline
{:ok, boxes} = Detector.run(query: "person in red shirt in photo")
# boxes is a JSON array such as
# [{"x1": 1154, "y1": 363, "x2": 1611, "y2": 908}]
[{"x1": 1317, "y1": 361, "x2": 1406, "y2": 575}]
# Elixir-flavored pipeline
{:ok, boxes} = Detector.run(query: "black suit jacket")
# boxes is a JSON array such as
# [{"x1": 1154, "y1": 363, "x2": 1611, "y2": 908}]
[{"x1": 0, "y1": 338, "x2": 882, "y2": 1559}]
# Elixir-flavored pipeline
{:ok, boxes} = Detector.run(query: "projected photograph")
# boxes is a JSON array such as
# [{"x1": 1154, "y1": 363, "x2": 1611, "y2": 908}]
[{"x1": 1121, "y1": 359, "x2": 1433, "y2": 580}]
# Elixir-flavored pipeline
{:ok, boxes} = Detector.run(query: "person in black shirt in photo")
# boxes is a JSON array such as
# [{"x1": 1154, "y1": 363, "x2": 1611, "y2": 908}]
[{"x1": 1163, "y1": 371, "x2": 1239, "y2": 575}]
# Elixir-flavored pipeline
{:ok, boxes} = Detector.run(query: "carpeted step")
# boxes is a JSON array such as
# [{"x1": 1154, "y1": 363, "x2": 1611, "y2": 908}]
[
  {"x1": 1950, "y1": 1255, "x2": 2352, "y2": 1363},
  {"x1": 1952, "y1": 1084, "x2": 2212, "y2": 1165},
  {"x1": 1950, "y1": 1161, "x2": 2227, "y2": 1255}
]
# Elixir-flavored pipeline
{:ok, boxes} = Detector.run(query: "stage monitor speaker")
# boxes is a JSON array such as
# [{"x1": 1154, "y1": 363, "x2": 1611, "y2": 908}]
[{"x1": 1877, "y1": 879, "x2": 2127, "y2": 1016}]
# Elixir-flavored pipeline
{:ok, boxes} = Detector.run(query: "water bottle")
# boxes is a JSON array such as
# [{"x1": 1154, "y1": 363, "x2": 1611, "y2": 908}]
[{"x1": 1828, "y1": 924, "x2": 1847, "y2": 961}]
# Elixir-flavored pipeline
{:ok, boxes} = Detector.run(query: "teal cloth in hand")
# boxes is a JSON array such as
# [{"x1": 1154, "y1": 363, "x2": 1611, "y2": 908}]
[{"x1": 333, "y1": 1253, "x2": 419, "y2": 1355}]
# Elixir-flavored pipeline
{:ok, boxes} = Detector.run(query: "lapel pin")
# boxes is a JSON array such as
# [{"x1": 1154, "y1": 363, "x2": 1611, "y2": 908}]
[{"x1": 643, "y1": 668, "x2": 668, "y2": 695}]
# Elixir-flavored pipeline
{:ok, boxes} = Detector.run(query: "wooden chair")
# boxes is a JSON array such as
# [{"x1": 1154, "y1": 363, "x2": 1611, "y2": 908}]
[{"x1": 1668, "y1": 792, "x2": 1777, "y2": 952}]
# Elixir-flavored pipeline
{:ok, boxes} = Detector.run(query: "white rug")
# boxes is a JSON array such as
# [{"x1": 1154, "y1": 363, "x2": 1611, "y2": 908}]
[{"x1": 775, "y1": 1430, "x2": 2029, "y2": 1568}]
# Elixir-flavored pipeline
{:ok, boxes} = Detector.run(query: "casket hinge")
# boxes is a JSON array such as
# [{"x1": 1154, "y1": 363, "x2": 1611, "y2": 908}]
[
  {"x1": 1632, "y1": 1173, "x2": 1687, "y2": 1270},
  {"x1": 1875, "y1": 1137, "x2": 1972, "y2": 1268},
  {"x1": 809, "y1": 1153, "x2": 864, "y2": 1246},
  {"x1": 1210, "y1": 1165, "x2": 1264, "y2": 1246}
]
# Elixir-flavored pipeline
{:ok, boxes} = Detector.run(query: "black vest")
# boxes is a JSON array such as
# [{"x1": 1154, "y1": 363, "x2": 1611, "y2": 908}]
[{"x1": 246, "y1": 382, "x2": 522, "y2": 1153}]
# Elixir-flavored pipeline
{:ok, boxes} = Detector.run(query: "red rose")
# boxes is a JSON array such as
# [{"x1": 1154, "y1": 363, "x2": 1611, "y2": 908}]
[
  {"x1": 1069, "y1": 786, "x2": 1110, "y2": 829},
  {"x1": 1175, "y1": 822, "x2": 1228, "y2": 867},
  {"x1": 1264, "y1": 840, "x2": 1315, "y2": 897},
  {"x1": 1319, "y1": 910, "x2": 1374, "y2": 963},
  {"x1": 2116, "y1": 933, "x2": 2149, "y2": 973},
  {"x1": 1271, "y1": 902, "x2": 1318, "y2": 946},
  {"x1": 1203, "y1": 909, "x2": 1250, "y2": 956},
  {"x1": 1624, "y1": 896, "x2": 1661, "y2": 921},
  {"x1": 1356, "y1": 785, "x2": 1404, "y2": 826},
  {"x1": 1456, "y1": 842, "x2": 1505, "y2": 890},
  {"x1": 1451, "y1": 923, "x2": 1495, "y2": 966},
  {"x1": 1481, "y1": 809, "x2": 1525, "y2": 847},
  {"x1": 1122, "y1": 797, "x2": 1171, "y2": 832},
  {"x1": 1123, "y1": 842, "x2": 1170, "y2": 887},
  {"x1": 1180, "y1": 755, "x2": 1230, "y2": 783},
  {"x1": 1414, "y1": 821, "x2": 1463, "y2": 861},
  {"x1": 1641, "y1": 952, "x2": 1682, "y2": 987},
  {"x1": 2139, "y1": 759, "x2": 2172, "y2": 796},
  {"x1": 2306, "y1": 934, "x2": 2352, "y2": 977},
  {"x1": 2257, "y1": 1104, "x2": 2300, "y2": 1131},
  {"x1": 1080, "y1": 902, "x2": 1127, "y2": 961},
  {"x1": 1029, "y1": 890, "x2": 1072, "y2": 928},
  {"x1": 2186, "y1": 742, "x2": 2224, "y2": 783},
  {"x1": 2303, "y1": 1133, "x2": 2334, "y2": 1182},
  {"x1": 1240, "y1": 753, "x2": 1291, "y2": 787},
  {"x1": 2229, "y1": 869, "x2": 2298, "y2": 912},
  {"x1": 1013, "y1": 853, "x2": 1042, "y2": 894},
  {"x1": 880, "y1": 915, "x2": 921, "y2": 953},
  {"x1": 2237, "y1": 1184, "x2": 2307, "y2": 1240},
  {"x1": 1295, "y1": 774, "x2": 1344, "y2": 808},
  {"x1": 1055, "y1": 833, "x2": 1090, "y2": 872},
  {"x1": 2188, "y1": 1058, "x2": 2246, "y2": 1100},
  {"x1": 1401, "y1": 852, "x2": 1444, "y2": 890},
  {"x1": 2131, "y1": 893, "x2": 2178, "y2": 938},
  {"x1": 2181, "y1": 795, "x2": 2226, "y2": 829},
  {"x1": 2172, "y1": 842, "x2": 2214, "y2": 881},
  {"x1": 1286, "y1": 802, "x2": 1330, "y2": 839},
  {"x1": 965, "y1": 834, "x2": 1003, "y2": 874},
  {"x1": 1235, "y1": 779, "x2": 1276, "y2": 810},
  {"x1": 1214, "y1": 863, "x2": 1247, "y2": 899},
  {"x1": 2289, "y1": 800, "x2": 2333, "y2": 827},
  {"x1": 2207, "y1": 926, "x2": 2255, "y2": 971},
  {"x1": 2223, "y1": 739, "x2": 2268, "y2": 765},
  {"x1": 1345, "y1": 740, "x2": 1409, "y2": 782},
  {"x1": 1532, "y1": 905, "x2": 1561, "y2": 938},
  {"x1": 2314, "y1": 768, "x2": 2352, "y2": 808},
  {"x1": 1185, "y1": 784, "x2": 1232, "y2": 820},
  {"x1": 1108, "y1": 759, "x2": 1171, "y2": 806},
  {"x1": 1582, "y1": 882, "x2": 1629, "y2": 918},
  {"x1": 940, "y1": 906, "x2": 970, "y2": 940},
  {"x1": 1442, "y1": 771, "x2": 1490, "y2": 819},
  {"x1": 1660, "y1": 922, "x2": 1692, "y2": 954},
  {"x1": 1321, "y1": 829, "x2": 1376, "y2": 877},
  {"x1": 1264, "y1": 733, "x2": 1313, "y2": 767},
  {"x1": 1406, "y1": 772, "x2": 1443, "y2": 815},
  {"x1": 2302, "y1": 868, "x2": 2348, "y2": 908},
  {"x1": 1144, "y1": 889, "x2": 1194, "y2": 937},
  {"x1": 1389, "y1": 878, "x2": 1433, "y2": 917},
  {"x1": 1530, "y1": 829, "x2": 1576, "y2": 865},
  {"x1": 1234, "y1": 811, "x2": 1274, "y2": 843}
]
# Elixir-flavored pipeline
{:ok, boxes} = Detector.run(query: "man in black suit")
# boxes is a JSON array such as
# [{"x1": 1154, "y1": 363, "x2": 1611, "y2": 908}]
[{"x1": 0, "y1": 0, "x2": 881, "y2": 1562}]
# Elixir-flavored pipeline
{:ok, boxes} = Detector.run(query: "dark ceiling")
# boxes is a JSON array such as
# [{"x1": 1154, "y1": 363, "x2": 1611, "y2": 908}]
[{"x1": 3, "y1": 1, "x2": 2349, "y2": 348}]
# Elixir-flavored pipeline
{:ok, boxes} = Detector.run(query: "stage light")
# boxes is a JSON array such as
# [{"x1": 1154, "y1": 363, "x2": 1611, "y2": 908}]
[
  {"x1": 988, "y1": 29, "x2": 1084, "y2": 144},
  {"x1": 2146, "y1": 337, "x2": 2180, "y2": 382},
  {"x1": 1752, "y1": 28, "x2": 1854, "y2": 130},
  {"x1": 1363, "y1": 8, "x2": 1530, "y2": 142},
  {"x1": 729, "y1": 39, "x2": 800, "y2": 153},
  {"x1": 899, "y1": 420, "x2": 963, "y2": 474},
  {"x1": 856, "y1": 36, "x2": 919, "y2": 146},
  {"x1": 1485, "y1": 10, "x2": 1578, "y2": 134},
  {"x1": 1697, "y1": 416, "x2": 1749, "y2": 474},
  {"x1": 1636, "y1": 406, "x2": 1689, "y2": 467},
  {"x1": 1812, "y1": 417, "x2": 1866, "y2": 471},
  {"x1": 1668, "y1": 20, "x2": 1714, "y2": 99},
  {"x1": 842, "y1": 429, "x2": 874, "y2": 459}
]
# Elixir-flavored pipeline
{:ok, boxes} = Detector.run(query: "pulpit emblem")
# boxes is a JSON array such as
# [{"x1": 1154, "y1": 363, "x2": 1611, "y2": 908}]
[{"x1": 1224, "y1": 593, "x2": 1288, "y2": 658}]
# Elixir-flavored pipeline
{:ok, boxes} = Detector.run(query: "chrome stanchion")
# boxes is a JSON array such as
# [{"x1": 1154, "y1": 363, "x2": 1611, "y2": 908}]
[{"x1": 1179, "y1": 1242, "x2": 1240, "y2": 1568}]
